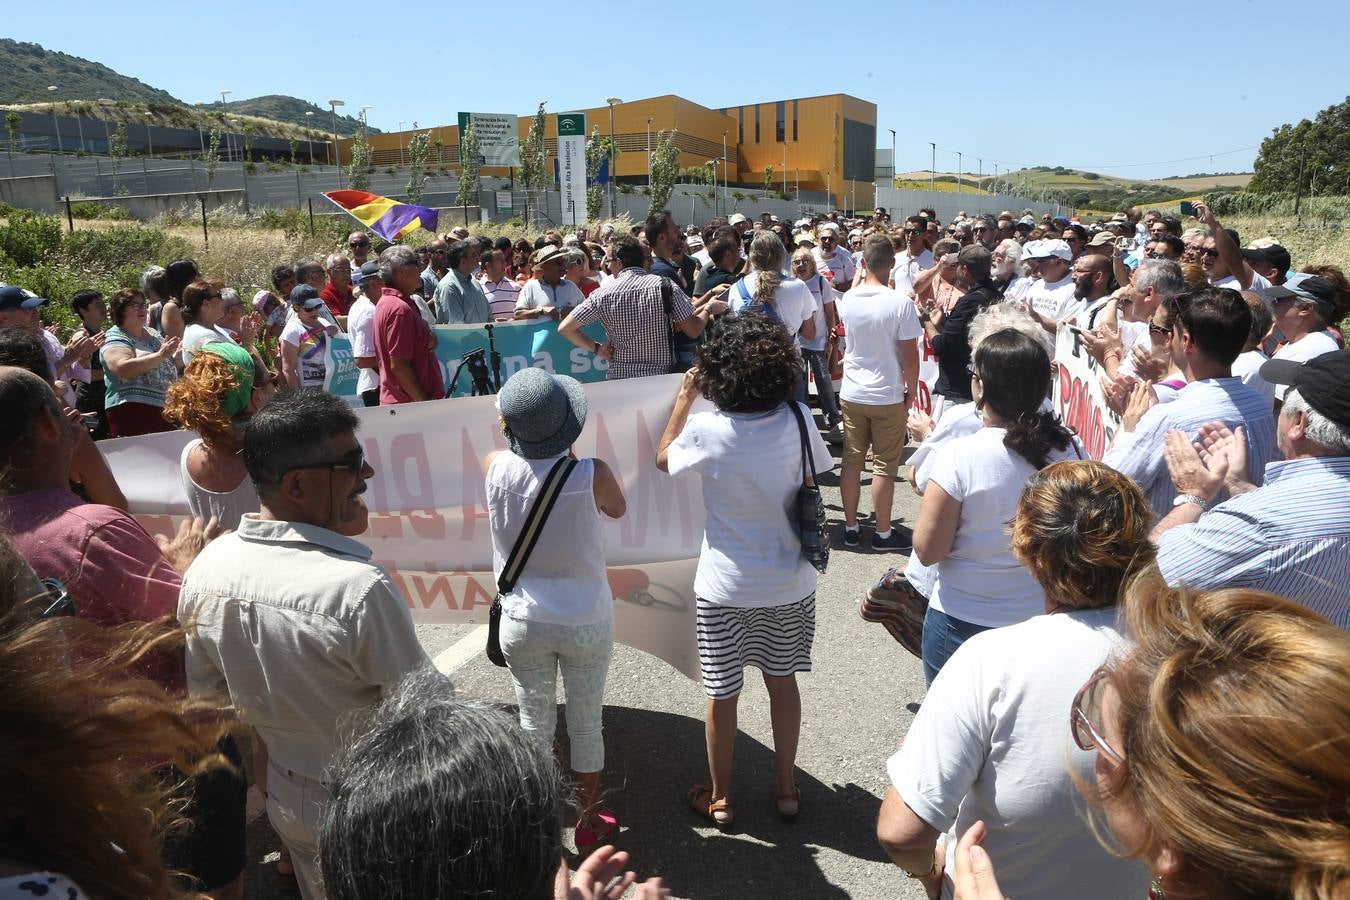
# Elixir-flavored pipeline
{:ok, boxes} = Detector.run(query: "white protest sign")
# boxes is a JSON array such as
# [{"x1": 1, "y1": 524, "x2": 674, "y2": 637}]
[
  {"x1": 457, "y1": 112, "x2": 520, "y2": 166},
  {"x1": 1052, "y1": 324, "x2": 1122, "y2": 460},
  {"x1": 101, "y1": 377, "x2": 708, "y2": 680}
]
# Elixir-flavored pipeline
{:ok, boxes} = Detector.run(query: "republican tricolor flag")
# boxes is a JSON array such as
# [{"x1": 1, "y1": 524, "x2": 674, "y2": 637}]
[{"x1": 322, "y1": 190, "x2": 439, "y2": 243}]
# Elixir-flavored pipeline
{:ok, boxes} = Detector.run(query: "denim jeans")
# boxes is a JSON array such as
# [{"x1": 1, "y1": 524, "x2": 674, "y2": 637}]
[
  {"x1": 921, "y1": 605, "x2": 992, "y2": 686},
  {"x1": 801, "y1": 348, "x2": 840, "y2": 425}
]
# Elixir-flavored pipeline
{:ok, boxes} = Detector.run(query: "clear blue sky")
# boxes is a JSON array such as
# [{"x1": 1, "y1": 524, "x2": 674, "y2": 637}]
[{"x1": 10, "y1": 0, "x2": 1349, "y2": 179}]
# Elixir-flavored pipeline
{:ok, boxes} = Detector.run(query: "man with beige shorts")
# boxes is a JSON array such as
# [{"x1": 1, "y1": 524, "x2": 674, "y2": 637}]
[{"x1": 837, "y1": 233, "x2": 922, "y2": 551}]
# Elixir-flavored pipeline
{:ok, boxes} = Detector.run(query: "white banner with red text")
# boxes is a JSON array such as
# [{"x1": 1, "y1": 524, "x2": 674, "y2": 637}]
[
  {"x1": 100, "y1": 376, "x2": 710, "y2": 680},
  {"x1": 1052, "y1": 325, "x2": 1122, "y2": 460}
]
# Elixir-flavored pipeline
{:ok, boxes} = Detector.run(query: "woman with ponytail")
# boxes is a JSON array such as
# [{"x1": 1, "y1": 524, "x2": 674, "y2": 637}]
[
  {"x1": 910, "y1": 328, "x2": 1081, "y2": 683},
  {"x1": 729, "y1": 231, "x2": 817, "y2": 401}
]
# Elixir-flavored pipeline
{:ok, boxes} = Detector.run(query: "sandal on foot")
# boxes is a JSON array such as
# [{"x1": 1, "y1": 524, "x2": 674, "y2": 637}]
[
  {"x1": 687, "y1": 784, "x2": 734, "y2": 829},
  {"x1": 775, "y1": 783, "x2": 801, "y2": 820},
  {"x1": 574, "y1": 809, "x2": 619, "y2": 854}
]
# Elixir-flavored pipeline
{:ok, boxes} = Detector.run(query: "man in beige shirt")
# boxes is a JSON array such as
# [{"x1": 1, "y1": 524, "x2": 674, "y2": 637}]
[{"x1": 179, "y1": 388, "x2": 434, "y2": 900}]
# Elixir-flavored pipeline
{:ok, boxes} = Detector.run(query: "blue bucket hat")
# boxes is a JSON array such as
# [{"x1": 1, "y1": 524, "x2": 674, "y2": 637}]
[{"x1": 496, "y1": 368, "x2": 588, "y2": 459}]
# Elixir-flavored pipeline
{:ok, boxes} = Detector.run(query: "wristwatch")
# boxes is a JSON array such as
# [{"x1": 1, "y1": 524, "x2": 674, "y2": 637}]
[
  {"x1": 592, "y1": 340, "x2": 602, "y2": 353},
  {"x1": 1172, "y1": 494, "x2": 1210, "y2": 510}
]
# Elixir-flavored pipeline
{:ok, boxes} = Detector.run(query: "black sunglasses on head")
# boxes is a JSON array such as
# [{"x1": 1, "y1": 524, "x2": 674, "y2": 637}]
[{"x1": 39, "y1": 578, "x2": 75, "y2": 619}]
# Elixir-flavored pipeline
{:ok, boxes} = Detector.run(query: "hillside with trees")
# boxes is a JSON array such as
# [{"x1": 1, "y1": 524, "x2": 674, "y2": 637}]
[
  {"x1": 0, "y1": 38, "x2": 182, "y2": 105},
  {"x1": 198, "y1": 95, "x2": 379, "y2": 138},
  {"x1": 1249, "y1": 95, "x2": 1349, "y2": 196}
]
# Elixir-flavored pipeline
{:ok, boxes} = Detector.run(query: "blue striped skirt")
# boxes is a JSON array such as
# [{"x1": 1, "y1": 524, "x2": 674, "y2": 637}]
[{"x1": 695, "y1": 594, "x2": 816, "y2": 700}]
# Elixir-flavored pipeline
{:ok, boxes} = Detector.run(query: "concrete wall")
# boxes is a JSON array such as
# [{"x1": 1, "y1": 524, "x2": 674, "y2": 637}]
[
  {"x1": 74, "y1": 189, "x2": 246, "y2": 221},
  {"x1": 0, "y1": 175, "x2": 60, "y2": 213}
]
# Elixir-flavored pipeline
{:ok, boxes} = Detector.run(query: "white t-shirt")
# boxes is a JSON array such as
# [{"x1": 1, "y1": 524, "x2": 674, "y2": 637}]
[
  {"x1": 1270, "y1": 331, "x2": 1340, "y2": 399},
  {"x1": 927, "y1": 427, "x2": 1083, "y2": 627},
  {"x1": 1003, "y1": 275, "x2": 1034, "y2": 303},
  {"x1": 666, "y1": 403, "x2": 832, "y2": 608},
  {"x1": 799, "y1": 274, "x2": 835, "y2": 352},
  {"x1": 889, "y1": 608, "x2": 1147, "y2": 900},
  {"x1": 1233, "y1": 348, "x2": 1275, "y2": 403},
  {"x1": 890, "y1": 247, "x2": 935, "y2": 298},
  {"x1": 1026, "y1": 275, "x2": 1080, "y2": 323},
  {"x1": 837, "y1": 284, "x2": 923, "y2": 406},
  {"x1": 347, "y1": 296, "x2": 379, "y2": 394},
  {"x1": 1211, "y1": 271, "x2": 1272, "y2": 293},
  {"x1": 813, "y1": 245, "x2": 856, "y2": 286},
  {"x1": 904, "y1": 401, "x2": 982, "y2": 598},
  {"x1": 181, "y1": 323, "x2": 236, "y2": 367},
  {"x1": 730, "y1": 272, "x2": 815, "y2": 340},
  {"x1": 516, "y1": 278, "x2": 586, "y2": 313},
  {"x1": 280, "y1": 318, "x2": 329, "y2": 389}
]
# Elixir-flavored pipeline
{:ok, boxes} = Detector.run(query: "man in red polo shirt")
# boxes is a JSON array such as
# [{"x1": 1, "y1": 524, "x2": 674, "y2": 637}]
[
  {"x1": 374, "y1": 245, "x2": 446, "y2": 404},
  {"x1": 321, "y1": 252, "x2": 357, "y2": 319}
]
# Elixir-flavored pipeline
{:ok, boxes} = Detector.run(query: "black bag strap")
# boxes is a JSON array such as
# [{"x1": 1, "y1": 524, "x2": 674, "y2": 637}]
[
  {"x1": 497, "y1": 457, "x2": 578, "y2": 595},
  {"x1": 786, "y1": 402, "x2": 816, "y2": 487}
]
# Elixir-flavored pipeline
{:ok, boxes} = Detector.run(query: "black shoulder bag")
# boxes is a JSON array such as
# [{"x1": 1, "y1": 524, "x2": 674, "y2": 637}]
[
  {"x1": 661, "y1": 276, "x2": 690, "y2": 373},
  {"x1": 486, "y1": 457, "x2": 578, "y2": 667},
  {"x1": 786, "y1": 403, "x2": 830, "y2": 573}
]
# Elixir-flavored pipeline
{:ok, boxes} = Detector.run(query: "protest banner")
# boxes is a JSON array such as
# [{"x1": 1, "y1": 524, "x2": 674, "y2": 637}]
[
  {"x1": 325, "y1": 318, "x2": 609, "y2": 401},
  {"x1": 1052, "y1": 324, "x2": 1121, "y2": 460},
  {"x1": 101, "y1": 376, "x2": 709, "y2": 680}
]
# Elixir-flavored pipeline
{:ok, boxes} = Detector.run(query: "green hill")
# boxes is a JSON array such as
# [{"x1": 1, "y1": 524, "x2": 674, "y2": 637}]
[
  {"x1": 0, "y1": 38, "x2": 182, "y2": 105},
  {"x1": 199, "y1": 95, "x2": 380, "y2": 138}
]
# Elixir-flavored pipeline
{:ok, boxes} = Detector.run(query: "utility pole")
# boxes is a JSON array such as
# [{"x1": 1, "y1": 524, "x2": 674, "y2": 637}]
[
  {"x1": 978, "y1": 157, "x2": 982, "y2": 188},
  {"x1": 930, "y1": 142, "x2": 935, "y2": 192},
  {"x1": 1293, "y1": 141, "x2": 1307, "y2": 218},
  {"x1": 888, "y1": 129, "x2": 896, "y2": 189},
  {"x1": 329, "y1": 99, "x2": 346, "y2": 189},
  {"x1": 956, "y1": 152, "x2": 962, "y2": 193},
  {"x1": 605, "y1": 97, "x2": 621, "y2": 217}
]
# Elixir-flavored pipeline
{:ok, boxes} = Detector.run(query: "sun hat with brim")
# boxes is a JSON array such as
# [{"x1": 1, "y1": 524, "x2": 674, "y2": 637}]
[
  {"x1": 0, "y1": 285, "x2": 48, "y2": 311},
  {"x1": 1260, "y1": 350, "x2": 1350, "y2": 428},
  {"x1": 794, "y1": 233, "x2": 817, "y2": 247},
  {"x1": 496, "y1": 368, "x2": 588, "y2": 459},
  {"x1": 530, "y1": 246, "x2": 568, "y2": 267},
  {"x1": 197, "y1": 341, "x2": 256, "y2": 417},
  {"x1": 1088, "y1": 232, "x2": 1117, "y2": 247}
]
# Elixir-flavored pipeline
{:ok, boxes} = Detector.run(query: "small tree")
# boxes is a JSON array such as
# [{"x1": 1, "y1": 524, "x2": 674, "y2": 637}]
[
  {"x1": 5, "y1": 111, "x2": 20, "y2": 174},
  {"x1": 519, "y1": 103, "x2": 548, "y2": 225},
  {"x1": 110, "y1": 121, "x2": 128, "y2": 193},
  {"x1": 288, "y1": 137, "x2": 298, "y2": 166},
  {"x1": 205, "y1": 127, "x2": 222, "y2": 188},
  {"x1": 764, "y1": 164, "x2": 774, "y2": 198},
  {"x1": 406, "y1": 128, "x2": 432, "y2": 204},
  {"x1": 241, "y1": 123, "x2": 256, "y2": 163},
  {"x1": 458, "y1": 123, "x2": 481, "y2": 225},
  {"x1": 584, "y1": 126, "x2": 611, "y2": 222},
  {"x1": 347, "y1": 112, "x2": 373, "y2": 192},
  {"x1": 647, "y1": 130, "x2": 680, "y2": 217}
]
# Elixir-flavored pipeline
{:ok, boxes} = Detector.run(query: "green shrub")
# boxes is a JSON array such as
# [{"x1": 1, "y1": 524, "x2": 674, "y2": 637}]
[
  {"x1": 61, "y1": 226, "x2": 192, "y2": 274},
  {"x1": 0, "y1": 210, "x2": 63, "y2": 268},
  {"x1": 69, "y1": 201, "x2": 132, "y2": 221}
]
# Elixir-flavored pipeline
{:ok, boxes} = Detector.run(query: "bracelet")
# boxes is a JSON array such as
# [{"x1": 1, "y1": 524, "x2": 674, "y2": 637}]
[
  {"x1": 905, "y1": 857, "x2": 937, "y2": 879},
  {"x1": 593, "y1": 340, "x2": 602, "y2": 353},
  {"x1": 1172, "y1": 493, "x2": 1210, "y2": 510}
]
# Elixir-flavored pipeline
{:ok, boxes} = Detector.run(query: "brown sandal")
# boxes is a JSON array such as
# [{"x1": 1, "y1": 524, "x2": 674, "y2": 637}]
[
  {"x1": 687, "y1": 784, "x2": 734, "y2": 829},
  {"x1": 775, "y1": 783, "x2": 801, "y2": 820}
]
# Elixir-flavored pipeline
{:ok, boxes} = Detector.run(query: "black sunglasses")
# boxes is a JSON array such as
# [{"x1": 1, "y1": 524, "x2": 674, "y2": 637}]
[
  {"x1": 39, "y1": 578, "x2": 75, "y2": 619},
  {"x1": 286, "y1": 446, "x2": 366, "y2": 477}
]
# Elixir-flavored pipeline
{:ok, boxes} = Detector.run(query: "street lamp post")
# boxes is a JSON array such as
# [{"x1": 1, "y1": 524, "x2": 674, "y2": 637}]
[
  {"x1": 888, "y1": 129, "x2": 896, "y2": 190},
  {"x1": 329, "y1": 99, "x2": 346, "y2": 189},
  {"x1": 219, "y1": 90, "x2": 232, "y2": 163},
  {"x1": 46, "y1": 85, "x2": 62, "y2": 156},
  {"x1": 605, "y1": 97, "x2": 620, "y2": 217},
  {"x1": 398, "y1": 120, "x2": 405, "y2": 167},
  {"x1": 304, "y1": 111, "x2": 314, "y2": 164},
  {"x1": 721, "y1": 129, "x2": 728, "y2": 210},
  {"x1": 930, "y1": 142, "x2": 935, "y2": 192},
  {"x1": 646, "y1": 116, "x2": 652, "y2": 193},
  {"x1": 956, "y1": 151, "x2": 962, "y2": 194}
]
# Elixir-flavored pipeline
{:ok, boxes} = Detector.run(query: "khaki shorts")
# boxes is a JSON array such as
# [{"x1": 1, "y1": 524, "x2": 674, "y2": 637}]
[{"x1": 841, "y1": 399, "x2": 908, "y2": 477}]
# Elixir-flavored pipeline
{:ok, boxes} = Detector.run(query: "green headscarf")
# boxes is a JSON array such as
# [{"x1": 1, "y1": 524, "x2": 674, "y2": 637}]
[{"x1": 199, "y1": 342, "x2": 256, "y2": 417}]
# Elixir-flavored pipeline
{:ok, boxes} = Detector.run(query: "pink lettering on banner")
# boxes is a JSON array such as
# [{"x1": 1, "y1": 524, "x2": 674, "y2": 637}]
[
  {"x1": 913, "y1": 380, "x2": 933, "y2": 416},
  {"x1": 385, "y1": 566, "x2": 497, "y2": 612},
  {"x1": 458, "y1": 427, "x2": 492, "y2": 542},
  {"x1": 920, "y1": 333, "x2": 937, "y2": 363},
  {"x1": 1055, "y1": 355, "x2": 1113, "y2": 460},
  {"x1": 363, "y1": 433, "x2": 447, "y2": 540}
]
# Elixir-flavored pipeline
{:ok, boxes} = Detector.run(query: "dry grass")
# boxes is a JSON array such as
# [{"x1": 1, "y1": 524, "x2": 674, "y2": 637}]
[
  {"x1": 1227, "y1": 215, "x2": 1350, "y2": 273},
  {"x1": 1154, "y1": 174, "x2": 1252, "y2": 190}
]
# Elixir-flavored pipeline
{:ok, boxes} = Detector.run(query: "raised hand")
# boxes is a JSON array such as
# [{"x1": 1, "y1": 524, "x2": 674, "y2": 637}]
[
  {"x1": 1121, "y1": 380, "x2": 1157, "y2": 432},
  {"x1": 1164, "y1": 429, "x2": 1227, "y2": 502}
]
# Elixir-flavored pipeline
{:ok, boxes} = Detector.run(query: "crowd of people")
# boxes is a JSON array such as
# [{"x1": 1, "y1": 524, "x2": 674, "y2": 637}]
[{"x1": 0, "y1": 192, "x2": 1347, "y2": 900}]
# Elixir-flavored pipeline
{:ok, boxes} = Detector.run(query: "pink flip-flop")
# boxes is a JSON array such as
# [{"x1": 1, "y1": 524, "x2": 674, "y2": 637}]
[{"x1": 574, "y1": 809, "x2": 619, "y2": 853}]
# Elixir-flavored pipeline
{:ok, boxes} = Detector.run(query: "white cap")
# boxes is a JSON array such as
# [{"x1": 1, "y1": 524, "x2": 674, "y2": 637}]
[
  {"x1": 562, "y1": 233, "x2": 580, "y2": 245},
  {"x1": 1028, "y1": 239, "x2": 1072, "y2": 261},
  {"x1": 729, "y1": 213, "x2": 750, "y2": 225},
  {"x1": 817, "y1": 221, "x2": 841, "y2": 235}
]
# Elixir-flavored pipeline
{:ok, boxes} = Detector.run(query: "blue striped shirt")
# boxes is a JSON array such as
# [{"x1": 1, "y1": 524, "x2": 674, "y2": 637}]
[
  {"x1": 1156, "y1": 456, "x2": 1350, "y2": 628},
  {"x1": 1102, "y1": 377, "x2": 1277, "y2": 518}
]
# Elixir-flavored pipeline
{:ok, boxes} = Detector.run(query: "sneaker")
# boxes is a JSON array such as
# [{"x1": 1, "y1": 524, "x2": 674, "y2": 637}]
[
  {"x1": 871, "y1": 530, "x2": 913, "y2": 552},
  {"x1": 823, "y1": 423, "x2": 843, "y2": 445},
  {"x1": 843, "y1": 526, "x2": 860, "y2": 547}
]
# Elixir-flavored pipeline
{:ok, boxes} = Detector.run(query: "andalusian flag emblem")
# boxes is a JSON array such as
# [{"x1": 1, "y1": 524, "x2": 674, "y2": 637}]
[{"x1": 322, "y1": 190, "x2": 439, "y2": 242}]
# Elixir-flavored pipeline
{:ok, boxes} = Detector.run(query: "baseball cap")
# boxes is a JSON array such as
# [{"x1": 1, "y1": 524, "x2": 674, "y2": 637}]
[
  {"x1": 953, "y1": 245, "x2": 992, "y2": 275},
  {"x1": 1241, "y1": 244, "x2": 1292, "y2": 273},
  {"x1": 1018, "y1": 215, "x2": 1035, "y2": 226},
  {"x1": 728, "y1": 213, "x2": 750, "y2": 226},
  {"x1": 1029, "y1": 239, "x2": 1073, "y2": 261},
  {"x1": 1052, "y1": 215, "x2": 1071, "y2": 228},
  {"x1": 1266, "y1": 274, "x2": 1338, "y2": 320},
  {"x1": 818, "y1": 221, "x2": 841, "y2": 235},
  {"x1": 1259, "y1": 350, "x2": 1350, "y2": 428},
  {"x1": 288, "y1": 284, "x2": 326, "y2": 311},
  {"x1": 0, "y1": 285, "x2": 47, "y2": 311},
  {"x1": 1088, "y1": 231, "x2": 1117, "y2": 247},
  {"x1": 794, "y1": 233, "x2": 817, "y2": 247},
  {"x1": 357, "y1": 261, "x2": 382, "y2": 285},
  {"x1": 251, "y1": 289, "x2": 277, "y2": 312}
]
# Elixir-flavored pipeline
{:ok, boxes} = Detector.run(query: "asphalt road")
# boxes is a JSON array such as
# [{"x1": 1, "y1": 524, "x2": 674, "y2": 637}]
[{"x1": 241, "y1": 426, "x2": 930, "y2": 900}]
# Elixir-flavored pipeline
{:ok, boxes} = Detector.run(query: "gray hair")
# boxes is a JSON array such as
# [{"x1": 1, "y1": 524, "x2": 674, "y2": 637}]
[
  {"x1": 139, "y1": 265, "x2": 168, "y2": 303},
  {"x1": 325, "y1": 252, "x2": 350, "y2": 270},
  {"x1": 1284, "y1": 389, "x2": 1350, "y2": 455},
  {"x1": 378, "y1": 245, "x2": 419, "y2": 284},
  {"x1": 219, "y1": 287, "x2": 240, "y2": 307},
  {"x1": 1180, "y1": 226, "x2": 1210, "y2": 242},
  {"x1": 969, "y1": 301, "x2": 1053, "y2": 358},
  {"x1": 995, "y1": 238, "x2": 1022, "y2": 262},
  {"x1": 1134, "y1": 259, "x2": 1186, "y2": 302},
  {"x1": 319, "y1": 666, "x2": 565, "y2": 900}
]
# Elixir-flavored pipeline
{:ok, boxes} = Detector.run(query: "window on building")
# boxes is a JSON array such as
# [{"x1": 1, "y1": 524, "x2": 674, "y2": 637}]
[
  {"x1": 775, "y1": 101, "x2": 785, "y2": 143},
  {"x1": 842, "y1": 119, "x2": 878, "y2": 182},
  {"x1": 738, "y1": 107, "x2": 744, "y2": 146},
  {"x1": 754, "y1": 105, "x2": 760, "y2": 143},
  {"x1": 792, "y1": 100, "x2": 799, "y2": 141}
]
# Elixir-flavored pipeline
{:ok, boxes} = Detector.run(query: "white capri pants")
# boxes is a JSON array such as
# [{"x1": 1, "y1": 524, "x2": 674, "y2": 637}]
[{"x1": 500, "y1": 615, "x2": 614, "y2": 773}]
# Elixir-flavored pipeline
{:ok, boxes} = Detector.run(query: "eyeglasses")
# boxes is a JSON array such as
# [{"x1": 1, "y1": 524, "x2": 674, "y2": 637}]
[
  {"x1": 349, "y1": 240, "x2": 370, "y2": 248},
  {"x1": 820, "y1": 236, "x2": 836, "y2": 243},
  {"x1": 791, "y1": 259, "x2": 812, "y2": 268},
  {"x1": 974, "y1": 226, "x2": 991, "y2": 233},
  {"x1": 905, "y1": 228, "x2": 925, "y2": 236},
  {"x1": 1198, "y1": 248, "x2": 1219, "y2": 258},
  {"x1": 286, "y1": 446, "x2": 366, "y2": 477},
  {"x1": 1070, "y1": 667, "x2": 1124, "y2": 764},
  {"x1": 38, "y1": 578, "x2": 75, "y2": 619},
  {"x1": 1148, "y1": 321, "x2": 1173, "y2": 338}
]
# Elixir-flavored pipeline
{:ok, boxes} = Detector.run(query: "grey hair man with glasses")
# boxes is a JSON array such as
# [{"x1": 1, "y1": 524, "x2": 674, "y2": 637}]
[{"x1": 180, "y1": 388, "x2": 433, "y2": 900}]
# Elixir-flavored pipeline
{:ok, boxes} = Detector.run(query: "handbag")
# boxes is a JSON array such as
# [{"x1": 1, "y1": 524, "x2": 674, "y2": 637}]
[
  {"x1": 486, "y1": 457, "x2": 579, "y2": 667},
  {"x1": 786, "y1": 402, "x2": 829, "y2": 574},
  {"x1": 661, "y1": 276, "x2": 690, "y2": 374},
  {"x1": 861, "y1": 567, "x2": 928, "y2": 659}
]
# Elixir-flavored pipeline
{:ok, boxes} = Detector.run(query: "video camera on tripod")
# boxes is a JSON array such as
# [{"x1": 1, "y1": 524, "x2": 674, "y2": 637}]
[{"x1": 448, "y1": 323, "x2": 504, "y2": 396}]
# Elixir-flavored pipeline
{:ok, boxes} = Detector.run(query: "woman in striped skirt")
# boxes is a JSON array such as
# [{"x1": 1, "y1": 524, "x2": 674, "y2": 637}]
[{"x1": 657, "y1": 314, "x2": 834, "y2": 829}]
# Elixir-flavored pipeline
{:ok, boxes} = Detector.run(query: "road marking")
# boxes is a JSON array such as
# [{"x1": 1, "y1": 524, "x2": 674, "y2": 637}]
[{"x1": 433, "y1": 625, "x2": 490, "y2": 675}]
